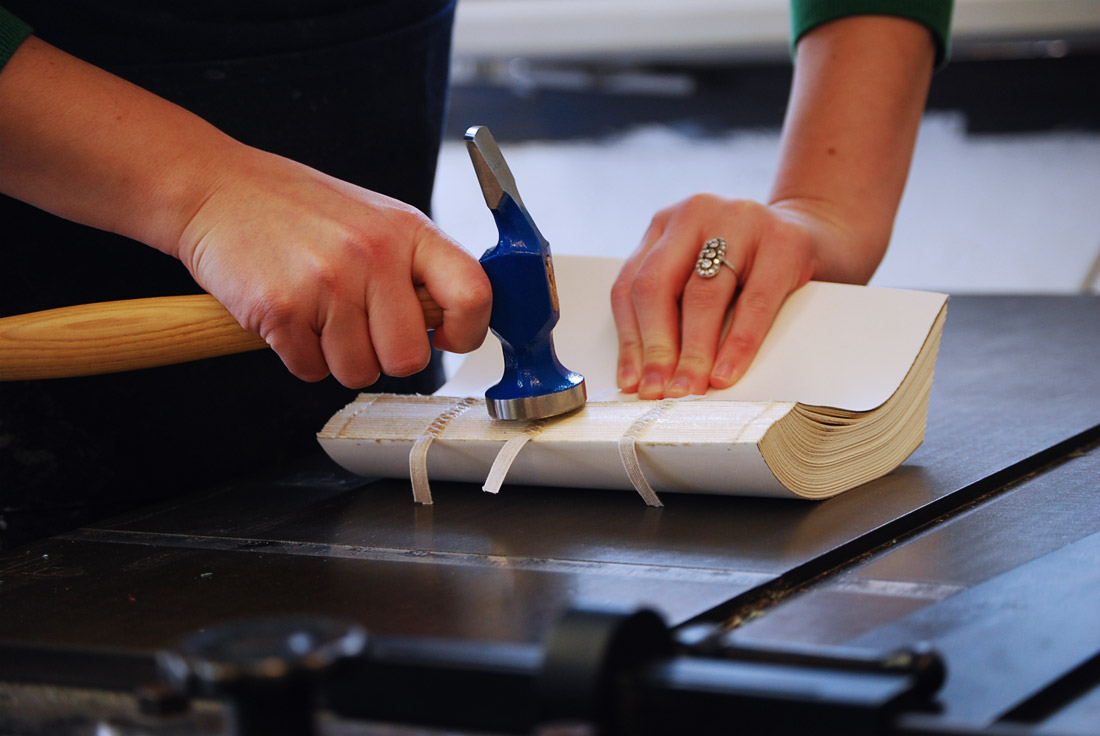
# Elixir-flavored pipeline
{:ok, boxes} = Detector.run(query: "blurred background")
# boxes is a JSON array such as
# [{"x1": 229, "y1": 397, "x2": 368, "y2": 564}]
[{"x1": 432, "y1": 0, "x2": 1100, "y2": 295}]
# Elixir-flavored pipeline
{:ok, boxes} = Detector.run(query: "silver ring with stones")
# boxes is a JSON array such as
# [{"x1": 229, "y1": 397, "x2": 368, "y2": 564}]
[{"x1": 695, "y1": 237, "x2": 738, "y2": 279}]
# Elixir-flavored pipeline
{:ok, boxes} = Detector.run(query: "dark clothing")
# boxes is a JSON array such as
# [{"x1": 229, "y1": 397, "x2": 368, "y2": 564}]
[
  {"x1": 0, "y1": 5, "x2": 30, "y2": 66},
  {"x1": 0, "y1": 1, "x2": 455, "y2": 548}
]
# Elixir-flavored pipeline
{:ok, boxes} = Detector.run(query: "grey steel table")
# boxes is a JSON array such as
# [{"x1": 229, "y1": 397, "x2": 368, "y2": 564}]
[{"x1": 1, "y1": 295, "x2": 1098, "y2": 735}]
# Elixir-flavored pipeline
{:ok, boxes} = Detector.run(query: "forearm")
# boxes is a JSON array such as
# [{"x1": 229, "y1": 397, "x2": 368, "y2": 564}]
[
  {"x1": 0, "y1": 35, "x2": 234, "y2": 257},
  {"x1": 0, "y1": 21, "x2": 492, "y2": 388},
  {"x1": 768, "y1": 15, "x2": 936, "y2": 283}
]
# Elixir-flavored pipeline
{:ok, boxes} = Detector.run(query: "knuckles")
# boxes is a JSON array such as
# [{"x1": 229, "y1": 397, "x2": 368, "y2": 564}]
[
  {"x1": 679, "y1": 282, "x2": 723, "y2": 312},
  {"x1": 248, "y1": 292, "x2": 303, "y2": 338},
  {"x1": 617, "y1": 334, "x2": 643, "y2": 354},
  {"x1": 674, "y1": 351, "x2": 712, "y2": 374},
  {"x1": 735, "y1": 286, "x2": 773, "y2": 313},
  {"x1": 629, "y1": 265, "x2": 666, "y2": 303},
  {"x1": 672, "y1": 193, "x2": 761, "y2": 224},
  {"x1": 293, "y1": 363, "x2": 333, "y2": 384},
  {"x1": 380, "y1": 349, "x2": 432, "y2": 380},
  {"x1": 641, "y1": 342, "x2": 678, "y2": 367},
  {"x1": 454, "y1": 273, "x2": 494, "y2": 318},
  {"x1": 609, "y1": 275, "x2": 636, "y2": 312},
  {"x1": 722, "y1": 330, "x2": 761, "y2": 365}
]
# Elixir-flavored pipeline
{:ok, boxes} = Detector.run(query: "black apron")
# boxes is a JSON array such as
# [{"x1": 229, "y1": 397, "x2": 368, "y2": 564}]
[{"x1": 0, "y1": 0, "x2": 455, "y2": 547}]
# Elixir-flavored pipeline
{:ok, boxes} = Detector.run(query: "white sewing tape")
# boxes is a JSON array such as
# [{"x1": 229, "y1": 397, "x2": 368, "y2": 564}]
[
  {"x1": 616, "y1": 400, "x2": 672, "y2": 507},
  {"x1": 408, "y1": 397, "x2": 477, "y2": 504},
  {"x1": 482, "y1": 420, "x2": 546, "y2": 495}
]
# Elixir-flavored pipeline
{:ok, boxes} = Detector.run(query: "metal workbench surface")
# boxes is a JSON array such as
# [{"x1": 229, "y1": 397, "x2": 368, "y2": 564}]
[{"x1": 1, "y1": 294, "x2": 1099, "y2": 733}]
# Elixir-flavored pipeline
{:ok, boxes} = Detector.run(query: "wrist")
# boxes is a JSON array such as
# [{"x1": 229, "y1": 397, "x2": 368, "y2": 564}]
[
  {"x1": 125, "y1": 125, "x2": 241, "y2": 263},
  {"x1": 767, "y1": 197, "x2": 886, "y2": 284}
]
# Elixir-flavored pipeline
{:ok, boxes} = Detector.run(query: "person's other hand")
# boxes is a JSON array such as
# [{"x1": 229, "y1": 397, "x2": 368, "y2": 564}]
[
  {"x1": 176, "y1": 146, "x2": 492, "y2": 388},
  {"x1": 610, "y1": 14, "x2": 937, "y2": 400},
  {"x1": 611, "y1": 194, "x2": 847, "y2": 399}
]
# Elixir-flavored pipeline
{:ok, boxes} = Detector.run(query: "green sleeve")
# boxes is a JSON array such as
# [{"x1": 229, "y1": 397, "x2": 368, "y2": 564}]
[
  {"x1": 790, "y1": 0, "x2": 954, "y2": 69},
  {"x1": 0, "y1": 5, "x2": 33, "y2": 71}
]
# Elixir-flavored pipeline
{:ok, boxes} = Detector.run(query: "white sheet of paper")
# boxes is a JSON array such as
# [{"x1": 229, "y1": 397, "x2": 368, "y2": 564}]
[{"x1": 440, "y1": 255, "x2": 947, "y2": 412}]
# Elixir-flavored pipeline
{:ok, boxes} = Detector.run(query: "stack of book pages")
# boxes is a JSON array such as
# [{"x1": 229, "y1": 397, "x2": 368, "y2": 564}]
[{"x1": 319, "y1": 256, "x2": 947, "y2": 506}]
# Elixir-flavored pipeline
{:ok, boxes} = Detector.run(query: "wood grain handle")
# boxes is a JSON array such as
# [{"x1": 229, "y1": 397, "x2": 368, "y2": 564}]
[{"x1": 0, "y1": 286, "x2": 443, "y2": 381}]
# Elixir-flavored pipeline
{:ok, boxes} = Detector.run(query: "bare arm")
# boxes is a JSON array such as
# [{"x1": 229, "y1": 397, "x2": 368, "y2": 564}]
[
  {"x1": 0, "y1": 36, "x2": 491, "y2": 387},
  {"x1": 769, "y1": 14, "x2": 936, "y2": 281},
  {"x1": 611, "y1": 15, "x2": 935, "y2": 398}
]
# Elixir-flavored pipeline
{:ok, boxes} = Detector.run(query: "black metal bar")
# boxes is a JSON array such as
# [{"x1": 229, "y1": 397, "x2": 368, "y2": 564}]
[
  {"x1": 696, "y1": 630, "x2": 945, "y2": 698},
  {"x1": 0, "y1": 640, "x2": 157, "y2": 691},
  {"x1": 324, "y1": 609, "x2": 944, "y2": 736},
  {"x1": 621, "y1": 656, "x2": 928, "y2": 736},
  {"x1": 0, "y1": 609, "x2": 950, "y2": 736},
  {"x1": 327, "y1": 635, "x2": 542, "y2": 734}
]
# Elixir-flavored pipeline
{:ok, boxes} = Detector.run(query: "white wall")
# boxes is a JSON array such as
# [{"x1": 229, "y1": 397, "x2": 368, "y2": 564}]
[
  {"x1": 434, "y1": 116, "x2": 1100, "y2": 295},
  {"x1": 452, "y1": 0, "x2": 1100, "y2": 63}
]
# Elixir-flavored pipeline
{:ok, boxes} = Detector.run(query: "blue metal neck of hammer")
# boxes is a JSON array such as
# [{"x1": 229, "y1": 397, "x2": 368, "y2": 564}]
[{"x1": 478, "y1": 195, "x2": 579, "y2": 401}]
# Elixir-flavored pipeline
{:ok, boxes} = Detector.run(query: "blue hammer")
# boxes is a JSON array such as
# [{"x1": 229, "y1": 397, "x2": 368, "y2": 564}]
[{"x1": 465, "y1": 126, "x2": 586, "y2": 421}]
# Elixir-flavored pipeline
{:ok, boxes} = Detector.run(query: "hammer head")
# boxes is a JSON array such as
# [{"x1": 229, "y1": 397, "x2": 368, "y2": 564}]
[{"x1": 465, "y1": 126, "x2": 586, "y2": 421}]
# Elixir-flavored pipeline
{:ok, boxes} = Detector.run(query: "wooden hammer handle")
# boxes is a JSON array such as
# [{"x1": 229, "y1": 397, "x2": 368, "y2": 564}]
[{"x1": 0, "y1": 286, "x2": 443, "y2": 381}]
